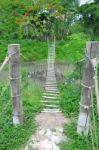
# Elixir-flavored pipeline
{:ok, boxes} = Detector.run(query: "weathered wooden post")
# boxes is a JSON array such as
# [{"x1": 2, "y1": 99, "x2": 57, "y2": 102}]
[
  {"x1": 8, "y1": 44, "x2": 23, "y2": 125},
  {"x1": 77, "y1": 42, "x2": 99, "y2": 135}
]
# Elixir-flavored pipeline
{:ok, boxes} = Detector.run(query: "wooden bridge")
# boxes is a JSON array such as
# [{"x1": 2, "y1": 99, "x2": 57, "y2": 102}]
[{"x1": 42, "y1": 41, "x2": 60, "y2": 112}]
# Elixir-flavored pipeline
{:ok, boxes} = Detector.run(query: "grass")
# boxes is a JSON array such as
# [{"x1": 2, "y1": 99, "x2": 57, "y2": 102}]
[
  {"x1": 60, "y1": 123, "x2": 91, "y2": 150},
  {"x1": 59, "y1": 82, "x2": 81, "y2": 117},
  {"x1": 59, "y1": 68, "x2": 99, "y2": 150},
  {"x1": 0, "y1": 68, "x2": 43, "y2": 150},
  {"x1": 58, "y1": 64, "x2": 82, "y2": 117},
  {"x1": 59, "y1": 79, "x2": 90, "y2": 150}
]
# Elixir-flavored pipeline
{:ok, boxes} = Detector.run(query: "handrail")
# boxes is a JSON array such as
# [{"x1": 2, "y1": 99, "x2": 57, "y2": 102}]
[{"x1": 0, "y1": 56, "x2": 9, "y2": 73}]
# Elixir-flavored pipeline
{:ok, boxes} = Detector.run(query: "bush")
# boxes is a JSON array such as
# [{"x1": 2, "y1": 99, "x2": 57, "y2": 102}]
[{"x1": 56, "y1": 33, "x2": 89, "y2": 62}]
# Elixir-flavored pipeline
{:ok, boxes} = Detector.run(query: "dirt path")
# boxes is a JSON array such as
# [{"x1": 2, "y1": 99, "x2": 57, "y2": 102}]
[{"x1": 24, "y1": 112, "x2": 70, "y2": 150}]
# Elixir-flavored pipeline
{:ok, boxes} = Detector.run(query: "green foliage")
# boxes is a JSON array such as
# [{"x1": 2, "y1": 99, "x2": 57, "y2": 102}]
[
  {"x1": 58, "y1": 65, "x2": 82, "y2": 117},
  {"x1": 0, "y1": 0, "x2": 80, "y2": 41},
  {"x1": 56, "y1": 33, "x2": 88, "y2": 62},
  {"x1": 0, "y1": 39, "x2": 47, "y2": 62},
  {"x1": 59, "y1": 81, "x2": 81, "y2": 117},
  {"x1": 20, "y1": 40, "x2": 47, "y2": 61},
  {"x1": 60, "y1": 123, "x2": 91, "y2": 150},
  {"x1": 79, "y1": 1, "x2": 99, "y2": 39},
  {"x1": 69, "y1": 23, "x2": 84, "y2": 35},
  {"x1": 0, "y1": 0, "x2": 96, "y2": 64},
  {"x1": 0, "y1": 33, "x2": 87, "y2": 63}
]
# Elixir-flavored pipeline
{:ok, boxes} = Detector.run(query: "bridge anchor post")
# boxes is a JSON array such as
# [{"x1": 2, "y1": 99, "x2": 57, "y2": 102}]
[
  {"x1": 77, "y1": 42, "x2": 99, "y2": 135},
  {"x1": 8, "y1": 44, "x2": 23, "y2": 125}
]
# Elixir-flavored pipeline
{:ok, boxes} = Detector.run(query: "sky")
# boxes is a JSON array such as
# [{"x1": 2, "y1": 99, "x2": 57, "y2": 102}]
[{"x1": 80, "y1": 0, "x2": 94, "y2": 6}]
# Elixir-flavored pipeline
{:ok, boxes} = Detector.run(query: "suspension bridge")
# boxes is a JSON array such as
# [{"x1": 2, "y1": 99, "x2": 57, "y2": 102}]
[
  {"x1": 42, "y1": 40, "x2": 60, "y2": 113},
  {"x1": 0, "y1": 40, "x2": 99, "y2": 150}
]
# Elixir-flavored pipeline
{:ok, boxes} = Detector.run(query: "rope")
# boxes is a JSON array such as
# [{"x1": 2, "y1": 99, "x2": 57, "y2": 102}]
[
  {"x1": 20, "y1": 53, "x2": 30, "y2": 61},
  {"x1": 76, "y1": 58, "x2": 85, "y2": 63},
  {"x1": 80, "y1": 103, "x2": 92, "y2": 109},
  {"x1": 11, "y1": 94, "x2": 21, "y2": 98},
  {"x1": 9, "y1": 51, "x2": 18, "y2": 57},
  {"x1": 81, "y1": 83, "x2": 94, "y2": 89},
  {"x1": 0, "y1": 55, "x2": 9, "y2": 73},
  {"x1": 9, "y1": 77, "x2": 21, "y2": 80}
]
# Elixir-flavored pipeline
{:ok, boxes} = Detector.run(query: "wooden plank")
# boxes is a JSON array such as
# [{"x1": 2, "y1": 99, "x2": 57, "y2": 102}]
[
  {"x1": 45, "y1": 81, "x2": 56, "y2": 83},
  {"x1": 47, "y1": 75, "x2": 56, "y2": 77},
  {"x1": 42, "y1": 109, "x2": 61, "y2": 113},
  {"x1": 46, "y1": 81, "x2": 57, "y2": 83},
  {"x1": 47, "y1": 74, "x2": 55, "y2": 76},
  {"x1": 46, "y1": 91, "x2": 59, "y2": 94},
  {"x1": 45, "y1": 90, "x2": 58, "y2": 93},
  {"x1": 47, "y1": 69, "x2": 54, "y2": 70},
  {"x1": 43, "y1": 96, "x2": 58, "y2": 99},
  {"x1": 46, "y1": 79, "x2": 56, "y2": 81},
  {"x1": 45, "y1": 85, "x2": 57, "y2": 87},
  {"x1": 45, "y1": 87, "x2": 58, "y2": 89},
  {"x1": 41, "y1": 100, "x2": 59, "y2": 103},
  {"x1": 46, "y1": 82, "x2": 56, "y2": 84},
  {"x1": 46, "y1": 77, "x2": 56, "y2": 78},
  {"x1": 44, "y1": 104, "x2": 59, "y2": 108},
  {"x1": 45, "y1": 86, "x2": 57, "y2": 88},
  {"x1": 47, "y1": 77, "x2": 56, "y2": 78},
  {"x1": 46, "y1": 82, "x2": 57, "y2": 84},
  {"x1": 43, "y1": 93, "x2": 59, "y2": 96}
]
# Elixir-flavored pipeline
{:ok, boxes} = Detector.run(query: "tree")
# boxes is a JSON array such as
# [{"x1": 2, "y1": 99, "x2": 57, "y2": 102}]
[{"x1": 78, "y1": 0, "x2": 99, "y2": 39}]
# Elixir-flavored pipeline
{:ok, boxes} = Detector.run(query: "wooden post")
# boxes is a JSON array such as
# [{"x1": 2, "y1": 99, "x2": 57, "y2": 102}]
[
  {"x1": 8, "y1": 44, "x2": 23, "y2": 125},
  {"x1": 77, "y1": 42, "x2": 99, "y2": 135}
]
